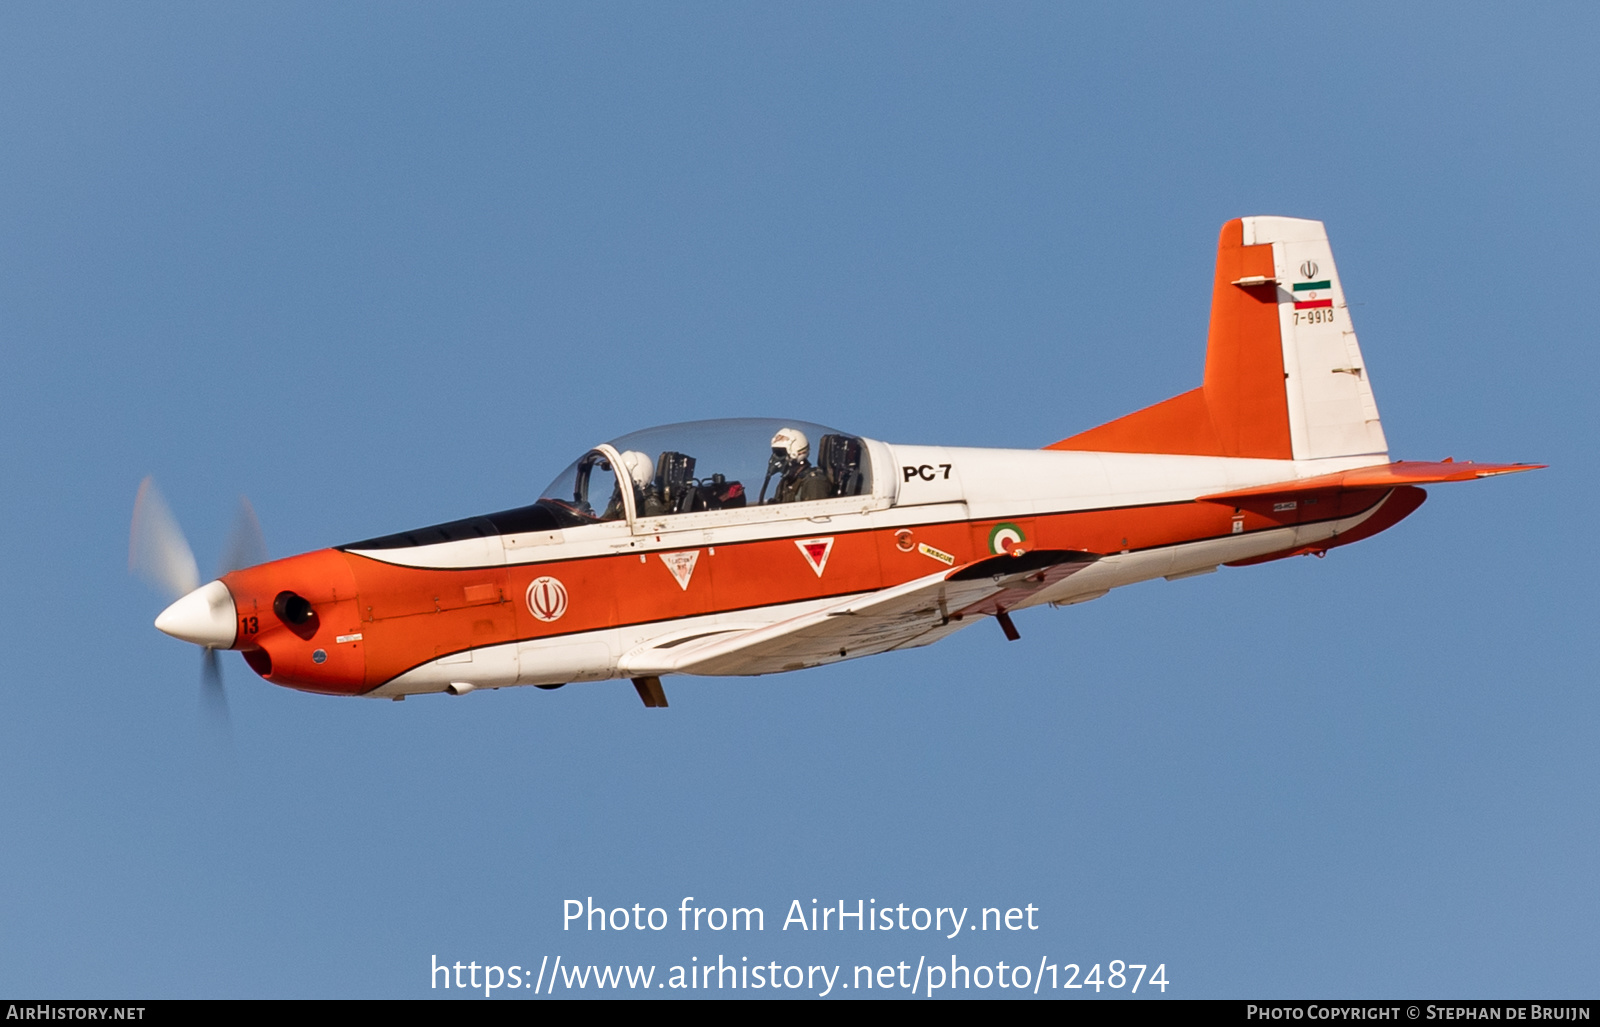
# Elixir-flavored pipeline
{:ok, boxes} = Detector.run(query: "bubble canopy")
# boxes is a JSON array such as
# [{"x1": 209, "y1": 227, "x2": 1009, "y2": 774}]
[
  {"x1": 343, "y1": 418, "x2": 872, "y2": 550},
  {"x1": 537, "y1": 418, "x2": 873, "y2": 527}
]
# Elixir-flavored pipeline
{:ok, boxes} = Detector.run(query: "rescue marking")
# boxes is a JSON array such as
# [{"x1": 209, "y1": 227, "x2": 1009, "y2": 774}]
[
  {"x1": 526, "y1": 576, "x2": 569, "y2": 622},
  {"x1": 659, "y1": 550, "x2": 700, "y2": 591},
  {"x1": 989, "y1": 522, "x2": 1025, "y2": 554},
  {"x1": 918, "y1": 542, "x2": 955, "y2": 566},
  {"x1": 795, "y1": 537, "x2": 834, "y2": 577}
]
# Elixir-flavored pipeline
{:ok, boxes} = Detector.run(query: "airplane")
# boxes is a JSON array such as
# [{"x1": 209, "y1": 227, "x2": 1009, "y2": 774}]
[{"x1": 131, "y1": 216, "x2": 1541, "y2": 709}]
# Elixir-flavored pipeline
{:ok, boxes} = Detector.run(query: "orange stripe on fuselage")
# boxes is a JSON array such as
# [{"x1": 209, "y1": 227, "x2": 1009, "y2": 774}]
[
  {"x1": 326, "y1": 488, "x2": 1389, "y2": 690},
  {"x1": 220, "y1": 488, "x2": 1393, "y2": 695}
]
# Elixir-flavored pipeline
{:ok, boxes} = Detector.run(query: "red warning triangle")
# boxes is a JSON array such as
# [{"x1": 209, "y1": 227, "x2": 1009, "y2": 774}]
[
  {"x1": 658, "y1": 550, "x2": 699, "y2": 591},
  {"x1": 795, "y1": 537, "x2": 834, "y2": 577}
]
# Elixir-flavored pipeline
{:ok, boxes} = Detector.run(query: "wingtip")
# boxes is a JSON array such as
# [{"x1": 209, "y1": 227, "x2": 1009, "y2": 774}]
[{"x1": 1472, "y1": 462, "x2": 1547, "y2": 477}]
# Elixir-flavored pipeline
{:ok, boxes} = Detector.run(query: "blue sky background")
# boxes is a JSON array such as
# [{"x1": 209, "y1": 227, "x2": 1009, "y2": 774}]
[{"x1": 1, "y1": 2, "x2": 1593, "y2": 998}]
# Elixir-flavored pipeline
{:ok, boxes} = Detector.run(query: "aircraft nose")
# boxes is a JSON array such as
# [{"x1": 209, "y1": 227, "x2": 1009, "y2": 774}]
[{"x1": 154, "y1": 580, "x2": 238, "y2": 648}]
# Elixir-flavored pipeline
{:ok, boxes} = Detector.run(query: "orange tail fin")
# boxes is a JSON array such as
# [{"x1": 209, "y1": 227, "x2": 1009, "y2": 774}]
[{"x1": 1050, "y1": 217, "x2": 1387, "y2": 462}]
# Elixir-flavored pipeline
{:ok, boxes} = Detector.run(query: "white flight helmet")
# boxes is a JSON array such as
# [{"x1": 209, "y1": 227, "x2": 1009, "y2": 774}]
[
  {"x1": 619, "y1": 450, "x2": 654, "y2": 485},
  {"x1": 771, "y1": 427, "x2": 809, "y2": 463}
]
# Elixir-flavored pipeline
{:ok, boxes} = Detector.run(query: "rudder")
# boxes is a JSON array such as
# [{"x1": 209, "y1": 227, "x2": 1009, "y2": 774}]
[{"x1": 1247, "y1": 216, "x2": 1387, "y2": 461}]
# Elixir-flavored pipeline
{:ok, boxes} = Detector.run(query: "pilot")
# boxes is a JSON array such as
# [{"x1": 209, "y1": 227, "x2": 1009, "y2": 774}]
[
  {"x1": 768, "y1": 427, "x2": 831, "y2": 504},
  {"x1": 600, "y1": 450, "x2": 654, "y2": 521}
]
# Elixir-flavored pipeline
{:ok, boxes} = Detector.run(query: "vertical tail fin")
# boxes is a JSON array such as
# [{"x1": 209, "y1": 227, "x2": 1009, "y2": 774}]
[
  {"x1": 1250, "y1": 216, "x2": 1388, "y2": 461},
  {"x1": 1050, "y1": 217, "x2": 1388, "y2": 462}
]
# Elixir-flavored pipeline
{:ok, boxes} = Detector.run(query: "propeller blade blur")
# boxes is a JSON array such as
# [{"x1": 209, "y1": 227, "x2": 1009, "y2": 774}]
[
  {"x1": 200, "y1": 648, "x2": 230, "y2": 731},
  {"x1": 218, "y1": 496, "x2": 267, "y2": 576},
  {"x1": 129, "y1": 476, "x2": 200, "y2": 601}
]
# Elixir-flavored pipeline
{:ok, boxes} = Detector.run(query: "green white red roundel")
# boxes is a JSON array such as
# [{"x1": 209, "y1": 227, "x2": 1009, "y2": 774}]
[{"x1": 988, "y1": 522, "x2": 1024, "y2": 554}]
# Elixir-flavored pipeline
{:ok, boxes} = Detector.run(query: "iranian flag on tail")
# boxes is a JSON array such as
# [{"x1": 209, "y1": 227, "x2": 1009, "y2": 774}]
[{"x1": 1292, "y1": 279, "x2": 1333, "y2": 310}]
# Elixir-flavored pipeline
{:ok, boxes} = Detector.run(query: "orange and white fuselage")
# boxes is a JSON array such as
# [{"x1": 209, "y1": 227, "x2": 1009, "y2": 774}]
[{"x1": 151, "y1": 217, "x2": 1539, "y2": 702}]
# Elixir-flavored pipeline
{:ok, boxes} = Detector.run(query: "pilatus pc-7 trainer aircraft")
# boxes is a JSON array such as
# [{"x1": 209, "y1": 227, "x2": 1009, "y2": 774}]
[{"x1": 133, "y1": 217, "x2": 1540, "y2": 708}]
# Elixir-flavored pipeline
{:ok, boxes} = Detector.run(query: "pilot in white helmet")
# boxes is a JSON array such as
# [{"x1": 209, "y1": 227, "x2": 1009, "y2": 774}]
[
  {"x1": 601, "y1": 450, "x2": 654, "y2": 521},
  {"x1": 766, "y1": 427, "x2": 830, "y2": 503},
  {"x1": 619, "y1": 450, "x2": 654, "y2": 487}
]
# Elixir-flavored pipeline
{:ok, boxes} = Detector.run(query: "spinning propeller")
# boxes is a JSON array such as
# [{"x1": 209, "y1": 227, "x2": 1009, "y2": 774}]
[{"x1": 129, "y1": 477, "x2": 266, "y2": 725}]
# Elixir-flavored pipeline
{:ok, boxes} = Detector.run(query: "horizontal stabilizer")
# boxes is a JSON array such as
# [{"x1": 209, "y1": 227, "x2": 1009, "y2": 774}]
[{"x1": 1198, "y1": 460, "x2": 1544, "y2": 504}]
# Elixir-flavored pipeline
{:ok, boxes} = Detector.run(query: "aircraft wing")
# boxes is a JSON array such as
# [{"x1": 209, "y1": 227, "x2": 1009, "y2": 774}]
[{"x1": 618, "y1": 549, "x2": 1099, "y2": 678}]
